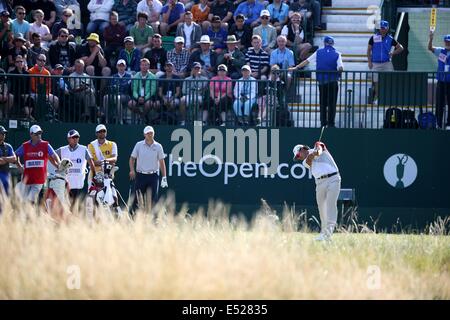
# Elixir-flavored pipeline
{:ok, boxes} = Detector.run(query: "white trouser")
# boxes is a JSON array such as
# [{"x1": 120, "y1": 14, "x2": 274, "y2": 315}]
[{"x1": 315, "y1": 174, "x2": 341, "y2": 236}]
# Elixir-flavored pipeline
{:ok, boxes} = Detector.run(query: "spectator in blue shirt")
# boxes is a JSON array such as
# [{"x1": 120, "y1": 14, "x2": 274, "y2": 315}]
[
  {"x1": 267, "y1": 0, "x2": 289, "y2": 33},
  {"x1": 118, "y1": 36, "x2": 142, "y2": 73},
  {"x1": 160, "y1": 0, "x2": 185, "y2": 36},
  {"x1": 207, "y1": 16, "x2": 228, "y2": 54},
  {"x1": 0, "y1": 126, "x2": 16, "y2": 197},
  {"x1": 270, "y1": 35, "x2": 295, "y2": 87},
  {"x1": 103, "y1": 59, "x2": 132, "y2": 123},
  {"x1": 11, "y1": 6, "x2": 30, "y2": 41},
  {"x1": 234, "y1": 0, "x2": 264, "y2": 28}
]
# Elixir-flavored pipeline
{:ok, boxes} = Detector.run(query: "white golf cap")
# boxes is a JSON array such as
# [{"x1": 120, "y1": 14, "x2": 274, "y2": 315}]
[
  {"x1": 116, "y1": 59, "x2": 127, "y2": 66},
  {"x1": 95, "y1": 124, "x2": 107, "y2": 132},
  {"x1": 241, "y1": 65, "x2": 251, "y2": 71},
  {"x1": 260, "y1": 9, "x2": 270, "y2": 17},
  {"x1": 174, "y1": 36, "x2": 184, "y2": 43},
  {"x1": 30, "y1": 124, "x2": 43, "y2": 134},
  {"x1": 67, "y1": 129, "x2": 80, "y2": 138},
  {"x1": 143, "y1": 126, "x2": 155, "y2": 134}
]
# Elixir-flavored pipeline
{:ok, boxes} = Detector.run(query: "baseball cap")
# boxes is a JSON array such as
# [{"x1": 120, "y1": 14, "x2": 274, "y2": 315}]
[
  {"x1": 380, "y1": 20, "x2": 389, "y2": 29},
  {"x1": 260, "y1": 9, "x2": 270, "y2": 17},
  {"x1": 54, "y1": 64, "x2": 64, "y2": 69},
  {"x1": 0, "y1": 125, "x2": 7, "y2": 133},
  {"x1": 124, "y1": 36, "x2": 134, "y2": 43},
  {"x1": 211, "y1": 15, "x2": 221, "y2": 22},
  {"x1": 95, "y1": 124, "x2": 107, "y2": 132},
  {"x1": 292, "y1": 144, "x2": 310, "y2": 160},
  {"x1": 143, "y1": 126, "x2": 154, "y2": 134},
  {"x1": 165, "y1": 61, "x2": 174, "y2": 67},
  {"x1": 116, "y1": 59, "x2": 127, "y2": 66},
  {"x1": 217, "y1": 64, "x2": 228, "y2": 72},
  {"x1": 153, "y1": 33, "x2": 162, "y2": 38},
  {"x1": 324, "y1": 36, "x2": 335, "y2": 45},
  {"x1": 444, "y1": 34, "x2": 450, "y2": 42},
  {"x1": 192, "y1": 62, "x2": 202, "y2": 68},
  {"x1": 241, "y1": 65, "x2": 251, "y2": 71},
  {"x1": 1, "y1": 11, "x2": 10, "y2": 17},
  {"x1": 174, "y1": 36, "x2": 184, "y2": 43},
  {"x1": 30, "y1": 125, "x2": 43, "y2": 134},
  {"x1": 67, "y1": 129, "x2": 80, "y2": 138}
]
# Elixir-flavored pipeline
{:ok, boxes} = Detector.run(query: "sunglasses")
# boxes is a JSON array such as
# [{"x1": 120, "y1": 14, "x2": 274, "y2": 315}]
[
  {"x1": 17, "y1": 12, "x2": 25, "y2": 15},
  {"x1": 60, "y1": 34, "x2": 68, "y2": 38},
  {"x1": 37, "y1": 59, "x2": 46, "y2": 62},
  {"x1": 70, "y1": 136, "x2": 80, "y2": 139},
  {"x1": 15, "y1": 61, "x2": 23, "y2": 63},
  {"x1": 261, "y1": 16, "x2": 269, "y2": 19},
  {"x1": 97, "y1": 130, "x2": 106, "y2": 133},
  {"x1": 64, "y1": 14, "x2": 72, "y2": 17}
]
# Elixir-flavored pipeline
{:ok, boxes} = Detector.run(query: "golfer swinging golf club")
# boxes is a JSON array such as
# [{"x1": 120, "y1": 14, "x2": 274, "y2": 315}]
[{"x1": 293, "y1": 136, "x2": 341, "y2": 241}]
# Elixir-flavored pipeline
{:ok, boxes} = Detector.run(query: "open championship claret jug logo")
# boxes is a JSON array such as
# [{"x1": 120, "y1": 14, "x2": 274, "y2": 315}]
[{"x1": 383, "y1": 154, "x2": 418, "y2": 189}]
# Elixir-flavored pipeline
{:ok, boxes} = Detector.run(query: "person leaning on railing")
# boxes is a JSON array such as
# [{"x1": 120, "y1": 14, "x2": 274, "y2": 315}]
[
  {"x1": 68, "y1": 59, "x2": 97, "y2": 122},
  {"x1": 233, "y1": 65, "x2": 257, "y2": 126},
  {"x1": 128, "y1": 58, "x2": 159, "y2": 123},
  {"x1": 180, "y1": 62, "x2": 208, "y2": 125},
  {"x1": 0, "y1": 61, "x2": 13, "y2": 119},
  {"x1": 157, "y1": 61, "x2": 181, "y2": 125},
  {"x1": 207, "y1": 64, "x2": 233, "y2": 126},
  {"x1": 8, "y1": 55, "x2": 32, "y2": 119}
]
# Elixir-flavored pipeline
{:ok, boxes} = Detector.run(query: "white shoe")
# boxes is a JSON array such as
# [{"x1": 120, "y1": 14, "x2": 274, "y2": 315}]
[
  {"x1": 445, "y1": 125, "x2": 450, "y2": 130},
  {"x1": 314, "y1": 233, "x2": 331, "y2": 242},
  {"x1": 220, "y1": 123, "x2": 226, "y2": 126}
]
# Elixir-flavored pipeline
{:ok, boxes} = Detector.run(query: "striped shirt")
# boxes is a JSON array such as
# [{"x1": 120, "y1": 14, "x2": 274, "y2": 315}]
[
  {"x1": 167, "y1": 48, "x2": 190, "y2": 74},
  {"x1": 245, "y1": 47, "x2": 270, "y2": 73}
]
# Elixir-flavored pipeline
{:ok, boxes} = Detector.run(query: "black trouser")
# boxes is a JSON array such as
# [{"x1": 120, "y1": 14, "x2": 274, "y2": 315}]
[
  {"x1": 318, "y1": 81, "x2": 338, "y2": 127},
  {"x1": 133, "y1": 172, "x2": 159, "y2": 212},
  {"x1": 436, "y1": 81, "x2": 450, "y2": 128},
  {"x1": 69, "y1": 188, "x2": 84, "y2": 210}
]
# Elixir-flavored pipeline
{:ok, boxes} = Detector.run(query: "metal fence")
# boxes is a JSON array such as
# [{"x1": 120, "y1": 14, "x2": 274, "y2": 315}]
[{"x1": 0, "y1": 71, "x2": 448, "y2": 129}]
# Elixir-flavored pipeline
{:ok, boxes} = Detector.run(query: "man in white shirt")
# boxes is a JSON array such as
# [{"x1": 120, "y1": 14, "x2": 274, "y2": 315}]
[
  {"x1": 175, "y1": 11, "x2": 202, "y2": 52},
  {"x1": 293, "y1": 141, "x2": 341, "y2": 241}
]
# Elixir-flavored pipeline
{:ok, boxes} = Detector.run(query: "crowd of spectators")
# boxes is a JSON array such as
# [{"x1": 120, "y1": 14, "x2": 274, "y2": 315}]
[{"x1": 0, "y1": 0, "x2": 323, "y2": 125}]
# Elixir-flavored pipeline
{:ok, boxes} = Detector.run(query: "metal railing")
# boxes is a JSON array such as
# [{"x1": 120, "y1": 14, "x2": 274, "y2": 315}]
[{"x1": 0, "y1": 71, "x2": 448, "y2": 129}]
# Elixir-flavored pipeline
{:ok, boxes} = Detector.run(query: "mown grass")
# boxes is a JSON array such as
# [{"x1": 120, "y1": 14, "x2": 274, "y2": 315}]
[{"x1": 0, "y1": 195, "x2": 448, "y2": 299}]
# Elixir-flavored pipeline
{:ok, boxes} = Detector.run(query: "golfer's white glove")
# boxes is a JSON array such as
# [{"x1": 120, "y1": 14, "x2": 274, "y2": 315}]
[{"x1": 161, "y1": 176, "x2": 168, "y2": 188}]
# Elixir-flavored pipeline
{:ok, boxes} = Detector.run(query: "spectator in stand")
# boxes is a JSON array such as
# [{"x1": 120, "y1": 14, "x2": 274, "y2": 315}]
[
  {"x1": 144, "y1": 33, "x2": 167, "y2": 77},
  {"x1": 136, "y1": 0, "x2": 163, "y2": 33},
  {"x1": 7, "y1": 33, "x2": 28, "y2": 72},
  {"x1": 267, "y1": 0, "x2": 289, "y2": 33},
  {"x1": 48, "y1": 28, "x2": 77, "y2": 74},
  {"x1": 191, "y1": 0, "x2": 210, "y2": 32},
  {"x1": 29, "y1": 9, "x2": 52, "y2": 49},
  {"x1": 253, "y1": 10, "x2": 277, "y2": 54},
  {"x1": 79, "y1": 32, "x2": 111, "y2": 93},
  {"x1": 166, "y1": 36, "x2": 190, "y2": 78},
  {"x1": 217, "y1": 35, "x2": 245, "y2": 79},
  {"x1": 51, "y1": 8, "x2": 81, "y2": 41},
  {"x1": 128, "y1": 58, "x2": 159, "y2": 123},
  {"x1": 11, "y1": 6, "x2": 30, "y2": 41},
  {"x1": 24, "y1": 0, "x2": 57, "y2": 29},
  {"x1": 0, "y1": 11, "x2": 11, "y2": 60},
  {"x1": 207, "y1": 15, "x2": 227, "y2": 54},
  {"x1": 112, "y1": 0, "x2": 137, "y2": 32},
  {"x1": 9, "y1": 55, "x2": 32, "y2": 118},
  {"x1": 289, "y1": 0, "x2": 321, "y2": 31},
  {"x1": 27, "y1": 32, "x2": 49, "y2": 68},
  {"x1": 234, "y1": 0, "x2": 264, "y2": 28},
  {"x1": 175, "y1": 10, "x2": 202, "y2": 52},
  {"x1": 103, "y1": 11, "x2": 127, "y2": 69},
  {"x1": 228, "y1": 14, "x2": 252, "y2": 53},
  {"x1": 282, "y1": 12, "x2": 312, "y2": 61},
  {"x1": 54, "y1": 1, "x2": 84, "y2": 39},
  {"x1": 245, "y1": 35, "x2": 270, "y2": 80},
  {"x1": 86, "y1": 0, "x2": 114, "y2": 36},
  {"x1": 160, "y1": 0, "x2": 185, "y2": 36},
  {"x1": 188, "y1": 35, "x2": 218, "y2": 78},
  {"x1": 130, "y1": 12, "x2": 154, "y2": 55},
  {"x1": 0, "y1": 57, "x2": 13, "y2": 119},
  {"x1": 118, "y1": 36, "x2": 141, "y2": 73},
  {"x1": 68, "y1": 59, "x2": 97, "y2": 122},
  {"x1": 270, "y1": 35, "x2": 295, "y2": 87},
  {"x1": 180, "y1": 61, "x2": 208, "y2": 125},
  {"x1": 28, "y1": 53, "x2": 59, "y2": 112},
  {"x1": 158, "y1": 61, "x2": 181, "y2": 124},
  {"x1": 209, "y1": 0, "x2": 233, "y2": 31},
  {"x1": 233, "y1": 64, "x2": 256, "y2": 125},
  {"x1": 207, "y1": 63, "x2": 232, "y2": 125},
  {"x1": 103, "y1": 59, "x2": 132, "y2": 123}
]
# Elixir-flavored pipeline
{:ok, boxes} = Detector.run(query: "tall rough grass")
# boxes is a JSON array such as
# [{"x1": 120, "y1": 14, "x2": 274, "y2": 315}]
[{"x1": 0, "y1": 194, "x2": 449, "y2": 299}]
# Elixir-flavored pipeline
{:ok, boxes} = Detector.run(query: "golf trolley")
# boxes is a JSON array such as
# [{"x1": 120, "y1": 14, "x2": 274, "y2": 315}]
[{"x1": 85, "y1": 160, "x2": 128, "y2": 218}]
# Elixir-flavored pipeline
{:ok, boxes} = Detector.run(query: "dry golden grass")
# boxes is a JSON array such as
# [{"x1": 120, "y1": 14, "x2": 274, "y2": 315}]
[{"x1": 0, "y1": 196, "x2": 449, "y2": 300}]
